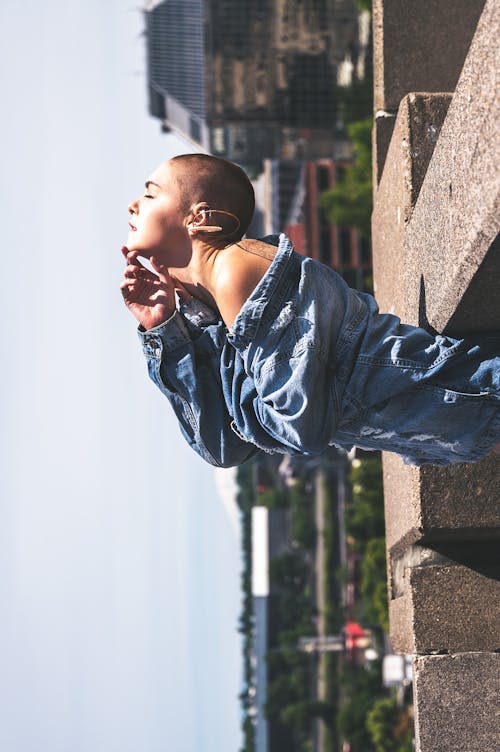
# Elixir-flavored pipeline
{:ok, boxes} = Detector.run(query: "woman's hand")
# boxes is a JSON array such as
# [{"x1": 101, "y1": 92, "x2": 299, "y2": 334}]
[{"x1": 120, "y1": 248, "x2": 177, "y2": 330}]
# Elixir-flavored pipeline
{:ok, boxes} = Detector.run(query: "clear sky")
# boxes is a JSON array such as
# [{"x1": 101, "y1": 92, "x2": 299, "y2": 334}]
[{"x1": 0, "y1": 2, "x2": 242, "y2": 750}]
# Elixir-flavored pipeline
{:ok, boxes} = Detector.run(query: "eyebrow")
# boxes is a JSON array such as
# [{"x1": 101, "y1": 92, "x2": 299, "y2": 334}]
[{"x1": 145, "y1": 180, "x2": 162, "y2": 190}]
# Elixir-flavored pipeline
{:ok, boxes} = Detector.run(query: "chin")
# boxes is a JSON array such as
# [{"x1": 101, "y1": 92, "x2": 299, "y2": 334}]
[{"x1": 126, "y1": 235, "x2": 149, "y2": 257}]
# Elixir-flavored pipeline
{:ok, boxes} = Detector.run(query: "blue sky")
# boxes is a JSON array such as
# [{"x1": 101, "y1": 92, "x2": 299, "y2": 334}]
[{"x1": 0, "y1": 2, "x2": 242, "y2": 750}]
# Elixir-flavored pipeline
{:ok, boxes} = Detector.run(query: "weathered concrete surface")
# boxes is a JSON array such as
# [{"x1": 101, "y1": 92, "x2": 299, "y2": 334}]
[
  {"x1": 382, "y1": 452, "x2": 500, "y2": 555},
  {"x1": 413, "y1": 653, "x2": 500, "y2": 752},
  {"x1": 372, "y1": 93, "x2": 451, "y2": 320},
  {"x1": 373, "y1": 0, "x2": 485, "y2": 113},
  {"x1": 404, "y1": 0, "x2": 500, "y2": 333},
  {"x1": 372, "y1": 110, "x2": 395, "y2": 186},
  {"x1": 418, "y1": 459, "x2": 500, "y2": 536},
  {"x1": 372, "y1": 1, "x2": 500, "y2": 749},
  {"x1": 444, "y1": 233, "x2": 500, "y2": 334},
  {"x1": 389, "y1": 549, "x2": 500, "y2": 653}
]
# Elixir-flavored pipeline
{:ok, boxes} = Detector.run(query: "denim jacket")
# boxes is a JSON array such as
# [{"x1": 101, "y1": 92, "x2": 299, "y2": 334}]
[{"x1": 138, "y1": 234, "x2": 500, "y2": 467}]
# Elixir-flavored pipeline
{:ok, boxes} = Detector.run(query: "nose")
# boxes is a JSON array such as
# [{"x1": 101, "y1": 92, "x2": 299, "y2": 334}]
[{"x1": 128, "y1": 197, "x2": 139, "y2": 215}]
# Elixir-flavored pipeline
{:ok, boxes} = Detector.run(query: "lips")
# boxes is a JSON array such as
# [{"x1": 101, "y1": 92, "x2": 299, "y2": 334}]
[{"x1": 129, "y1": 222, "x2": 137, "y2": 231}]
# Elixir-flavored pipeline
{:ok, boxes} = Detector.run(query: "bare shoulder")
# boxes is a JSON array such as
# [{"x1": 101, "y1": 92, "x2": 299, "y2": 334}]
[
  {"x1": 236, "y1": 239, "x2": 278, "y2": 262},
  {"x1": 213, "y1": 239, "x2": 277, "y2": 327}
]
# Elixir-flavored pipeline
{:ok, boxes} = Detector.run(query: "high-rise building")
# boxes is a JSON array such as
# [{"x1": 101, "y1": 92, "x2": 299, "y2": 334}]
[
  {"x1": 144, "y1": 0, "x2": 358, "y2": 167},
  {"x1": 260, "y1": 157, "x2": 373, "y2": 291}
]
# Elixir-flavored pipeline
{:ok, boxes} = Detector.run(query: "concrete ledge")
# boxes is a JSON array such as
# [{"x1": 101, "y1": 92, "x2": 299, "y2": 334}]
[
  {"x1": 444, "y1": 234, "x2": 500, "y2": 334},
  {"x1": 418, "y1": 458, "x2": 500, "y2": 535},
  {"x1": 404, "y1": 0, "x2": 500, "y2": 333},
  {"x1": 372, "y1": 93, "x2": 451, "y2": 320},
  {"x1": 382, "y1": 452, "x2": 500, "y2": 554},
  {"x1": 372, "y1": 2, "x2": 500, "y2": 747},
  {"x1": 389, "y1": 550, "x2": 500, "y2": 653},
  {"x1": 373, "y1": 0, "x2": 485, "y2": 112},
  {"x1": 413, "y1": 653, "x2": 500, "y2": 752}
]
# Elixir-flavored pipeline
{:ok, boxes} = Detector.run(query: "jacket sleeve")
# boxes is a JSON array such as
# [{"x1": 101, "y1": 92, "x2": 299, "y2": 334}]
[{"x1": 138, "y1": 310, "x2": 259, "y2": 468}]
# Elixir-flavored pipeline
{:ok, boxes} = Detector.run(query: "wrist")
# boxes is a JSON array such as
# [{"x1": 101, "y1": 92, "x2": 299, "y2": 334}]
[
  {"x1": 137, "y1": 310, "x2": 191, "y2": 350},
  {"x1": 135, "y1": 304, "x2": 176, "y2": 331},
  {"x1": 138, "y1": 309, "x2": 178, "y2": 332}
]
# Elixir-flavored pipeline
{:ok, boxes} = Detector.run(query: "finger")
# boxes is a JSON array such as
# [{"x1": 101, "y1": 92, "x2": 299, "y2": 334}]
[
  {"x1": 120, "y1": 281, "x2": 136, "y2": 298},
  {"x1": 150, "y1": 256, "x2": 173, "y2": 286},
  {"x1": 122, "y1": 247, "x2": 143, "y2": 266},
  {"x1": 124, "y1": 264, "x2": 149, "y2": 278},
  {"x1": 122, "y1": 271, "x2": 141, "y2": 284},
  {"x1": 120, "y1": 277, "x2": 139, "y2": 291},
  {"x1": 173, "y1": 279, "x2": 192, "y2": 303},
  {"x1": 125, "y1": 250, "x2": 146, "y2": 268}
]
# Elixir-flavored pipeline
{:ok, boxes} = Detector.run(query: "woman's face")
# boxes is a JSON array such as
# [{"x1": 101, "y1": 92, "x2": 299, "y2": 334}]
[{"x1": 126, "y1": 161, "x2": 187, "y2": 258}]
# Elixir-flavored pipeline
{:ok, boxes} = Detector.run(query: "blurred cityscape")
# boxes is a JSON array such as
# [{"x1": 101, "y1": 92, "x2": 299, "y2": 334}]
[{"x1": 142, "y1": 2, "x2": 413, "y2": 750}]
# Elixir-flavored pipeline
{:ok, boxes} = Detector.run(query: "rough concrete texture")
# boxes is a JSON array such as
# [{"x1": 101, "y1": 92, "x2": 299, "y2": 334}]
[
  {"x1": 373, "y1": 0, "x2": 485, "y2": 112},
  {"x1": 404, "y1": 0, "x2": 500, "y2": 333},
  {"x1": 372, "y1": 2, "x2": 500, "y2": 747},
  {"x1": 372, "y1": 93, "x2": 452, "y2": 321},
  {"x1": 381, "y1": 453, "x2": 421, "y2": 554},
  {"x1": 372, "y1": 110, "x2": 395, "y2": 185},
  {"x1": 389, "y1": 557, "x2": 500, "y2": 654},
  {"x1": 444, "y1": 233, "x2": 500, "y2": 334},
  {"x1": 413, "y1": 653, "x2": 500, "y2": 752},
  {"x1": 373, "y1": 0, "x2": 500, "y2": 571},
  {"x1": 418, "y1": 457, "x2": 500, "y2": 534},
  {"x1": 382, "y1": 452, "x2": 500, "y2": 554}
]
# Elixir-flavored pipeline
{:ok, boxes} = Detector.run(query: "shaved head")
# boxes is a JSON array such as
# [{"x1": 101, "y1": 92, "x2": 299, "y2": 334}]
[{"x1": 169, "y1": 154, "x2": 255, "y2": 241}]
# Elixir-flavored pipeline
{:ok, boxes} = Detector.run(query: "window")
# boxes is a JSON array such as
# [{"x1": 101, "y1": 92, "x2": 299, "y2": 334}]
[
  {"x1": 339, "y1": 228, "x2": 351, "y2": 265},
  {"x1": 317, "y1": 165, "x2": 330, "y2": 192},
  {"x1": 190, "y1": 117, "x2": 201, "y2": 142},
  {"x1": 359, "y1": 236, "x2": 371, "y2": 265},
  {"x1": 319, "y1": 226, "x2": 331, "y2": 265}
]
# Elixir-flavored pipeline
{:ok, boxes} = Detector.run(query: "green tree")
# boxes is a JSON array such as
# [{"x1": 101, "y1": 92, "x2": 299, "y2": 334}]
[
  {"x1": 337, "y1": 77, "x2": 373, "y2": 126},
  {"x1": 236, "y1": 461, "x2": 257, "y2": 751},
  {"x1": 270, "y1": 551, "x2": 309, "y2": 591},
  {"x1": 257, "y1": 486, "x2": 289, "y2": 508},
  {"x1": 266, "y1": 674, "x2": 302, "y2": 717},
  {"x1": 236, "y1": 461, "x2": 255, "y2": 512},
  {"x1": 290, "y1": 481, "x2": 316, "y2": 549},
  {"x1": 338, "y1": 663, "x2": 383, "y2": 751},
  {"x1": 346, "y1": 458, "x2": 385, "y2": 552},
  {"x1": 240, "y1": 715, "x2": 255, "y2": 752},
  {"x1": 281, "y1": 700, "x2": 333, "y2": 731},
  {"x1": 361, "y1": 537, "x2": 389, "y2": 632},
  {"x1": 366, "y1": 695, "x2": 413, "y2": 752},
  {"x1": 320, "y1": 117, "x2": 373, "y2": 238}
]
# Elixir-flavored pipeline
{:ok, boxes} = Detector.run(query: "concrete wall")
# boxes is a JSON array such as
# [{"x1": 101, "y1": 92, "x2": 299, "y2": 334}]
[{"x1": 371, "y1": 2, "x2": 499, "y2": 749}]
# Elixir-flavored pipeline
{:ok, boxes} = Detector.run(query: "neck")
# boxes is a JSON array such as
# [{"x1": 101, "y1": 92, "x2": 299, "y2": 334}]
[{"x1": 165, "y1": 239, "x2": 223, "y2": 309}]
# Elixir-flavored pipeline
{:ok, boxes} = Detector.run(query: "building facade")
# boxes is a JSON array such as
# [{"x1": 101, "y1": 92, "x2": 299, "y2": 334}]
[
  {"x1": 260, "y1": 157, "x2": 373, "y2": 291},
  {"x1": 144, "y1": 0, "x2": 359, "y2": 167}
]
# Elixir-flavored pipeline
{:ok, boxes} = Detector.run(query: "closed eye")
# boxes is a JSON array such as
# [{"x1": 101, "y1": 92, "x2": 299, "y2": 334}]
[{"x1": 144, "y1": 193, "x2": 154, "y2": 199}]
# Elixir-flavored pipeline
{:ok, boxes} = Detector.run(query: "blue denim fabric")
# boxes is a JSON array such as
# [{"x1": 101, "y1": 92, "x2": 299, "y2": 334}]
[{"x1": 138, "y1": 234, "x2": 500, "y2": 467}]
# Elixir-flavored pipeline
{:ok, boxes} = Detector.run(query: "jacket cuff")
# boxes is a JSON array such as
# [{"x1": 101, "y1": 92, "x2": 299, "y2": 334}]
[{"x1": 137, "y1": 310, "x2": 191, "y2": 358}]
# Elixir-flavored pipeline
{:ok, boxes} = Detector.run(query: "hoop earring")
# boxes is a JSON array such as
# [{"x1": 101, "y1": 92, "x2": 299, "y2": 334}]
[{"x1": 188, "y1": 209, "x2": 240, "y2": 237}]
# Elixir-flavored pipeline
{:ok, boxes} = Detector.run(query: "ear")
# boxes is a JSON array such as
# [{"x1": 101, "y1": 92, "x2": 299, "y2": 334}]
[
  {"x1": 186, "y1": 202, "x2": 208, "y2": 234},
  {"x1": 189, "y1": 202, "x2": 209, "y2": 224},
  {"x1": 187, "y1": 203, "x2": 223, "y2": 234}
]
